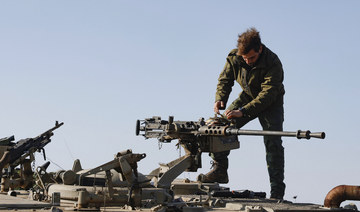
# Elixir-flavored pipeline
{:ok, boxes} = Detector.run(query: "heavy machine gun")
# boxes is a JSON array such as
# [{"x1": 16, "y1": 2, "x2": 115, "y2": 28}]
[
  {"x1": 136, "y1": 115, "x2": 325, "y2": 188},
  {"x1": 0, "y1": 121, "x2": 63, "y2": 191}
]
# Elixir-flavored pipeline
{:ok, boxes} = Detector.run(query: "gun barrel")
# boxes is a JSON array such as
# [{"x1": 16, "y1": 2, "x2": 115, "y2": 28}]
[
  {"x1": 42, "y1": 121, "x2": 64, "y2": 136},
  {"x1": 225, "y1": 128, "x2": 325, "y2": 139}
]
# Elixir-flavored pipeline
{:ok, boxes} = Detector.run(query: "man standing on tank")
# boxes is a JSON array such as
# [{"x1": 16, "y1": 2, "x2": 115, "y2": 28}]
[{"x1": 197, "y1": 28, "x2": 286, "y2": 199}]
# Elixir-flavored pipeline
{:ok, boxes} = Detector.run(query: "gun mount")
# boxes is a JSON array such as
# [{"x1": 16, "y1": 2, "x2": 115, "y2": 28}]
[
  {"x1": 34, "y1": 149, "x2": 172, "y2": 209},
  {"x1": 136, "y1": 115, "x2": 325, "y2": 188}
]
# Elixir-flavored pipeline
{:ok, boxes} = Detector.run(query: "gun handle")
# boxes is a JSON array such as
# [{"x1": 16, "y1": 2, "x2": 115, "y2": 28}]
[{"x1": 136, "y1": 120, "x2": 140, "y2": 136}]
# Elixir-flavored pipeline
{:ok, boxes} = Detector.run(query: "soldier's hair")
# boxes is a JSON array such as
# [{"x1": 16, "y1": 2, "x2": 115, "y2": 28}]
[{"x1": 237, "y1": 28, "x2": 261, "y2": 55}]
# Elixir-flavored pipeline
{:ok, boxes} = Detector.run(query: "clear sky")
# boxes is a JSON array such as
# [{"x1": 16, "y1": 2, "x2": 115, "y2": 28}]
[{"x1": 1, "y1": 0, "x2": 360, "y2": 207}]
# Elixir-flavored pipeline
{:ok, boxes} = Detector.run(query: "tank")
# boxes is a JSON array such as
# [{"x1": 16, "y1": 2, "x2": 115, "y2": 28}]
[{"x1": 0, "y1": 116, "x2": 358, "y2": 212}]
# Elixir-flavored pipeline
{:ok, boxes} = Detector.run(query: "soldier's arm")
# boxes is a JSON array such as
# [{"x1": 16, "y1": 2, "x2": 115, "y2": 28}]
[
  {"x1": 215, "y1": 58, "x2": 235, "y2": 107},
  {"x1": 240, "y1": 61, "x2": 284, "y2": 117}
]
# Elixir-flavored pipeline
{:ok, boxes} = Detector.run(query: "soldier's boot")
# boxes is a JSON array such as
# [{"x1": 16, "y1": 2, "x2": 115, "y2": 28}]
[
  {"x1": 269, "y1": 176, "x2": 285, "y2": 200},
  {"x1": 197, "y1": 160, "x2": 228, "y2": 184}
]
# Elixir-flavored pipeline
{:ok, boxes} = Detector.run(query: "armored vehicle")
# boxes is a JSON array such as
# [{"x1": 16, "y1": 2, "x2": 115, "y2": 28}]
[{"x1": 1, "y1": 116, "x2": 359, "y2": 212}]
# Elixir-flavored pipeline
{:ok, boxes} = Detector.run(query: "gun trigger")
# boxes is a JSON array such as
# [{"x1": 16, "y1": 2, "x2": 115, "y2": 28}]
[{"x1": 41, "y1": 148, "x2": 47, "y2": 161}]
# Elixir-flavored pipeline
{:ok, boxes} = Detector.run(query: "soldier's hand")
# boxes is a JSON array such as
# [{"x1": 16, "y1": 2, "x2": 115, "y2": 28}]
[
  {"x1": 224, "y1": 109, "x2": 243, "y2": 119},
  {"x1": 214, "y1": 101, "x2": 225, "y2": 114}
]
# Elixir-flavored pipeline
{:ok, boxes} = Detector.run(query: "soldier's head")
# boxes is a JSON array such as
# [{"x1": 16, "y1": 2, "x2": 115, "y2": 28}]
[{"x1": 237, "y1": 27, "x2": 263, "y2": 66}]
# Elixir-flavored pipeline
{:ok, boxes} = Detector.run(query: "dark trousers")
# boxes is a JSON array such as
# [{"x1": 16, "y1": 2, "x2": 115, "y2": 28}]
[{"x1": 211, "y1": 105, "x2": 285, "y2": 198}]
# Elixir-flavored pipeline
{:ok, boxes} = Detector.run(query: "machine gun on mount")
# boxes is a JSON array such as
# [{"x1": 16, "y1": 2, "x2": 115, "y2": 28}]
[
  {"x1": 136, "y1": 115, "x2": 325, "y2": 188},
  {"x1": 0, "y1": 121, "x2": 63, "y2": 191}
]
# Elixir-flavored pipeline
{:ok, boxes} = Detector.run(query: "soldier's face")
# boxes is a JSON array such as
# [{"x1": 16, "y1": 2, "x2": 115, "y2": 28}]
[{"x1": 241, "y1": 47, "x2": 262, "y2": 66}]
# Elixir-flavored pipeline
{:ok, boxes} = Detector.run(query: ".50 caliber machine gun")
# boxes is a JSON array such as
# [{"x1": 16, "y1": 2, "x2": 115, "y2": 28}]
[{"x1": 136, "y1": 115, "x2": 325, "y2": 188}]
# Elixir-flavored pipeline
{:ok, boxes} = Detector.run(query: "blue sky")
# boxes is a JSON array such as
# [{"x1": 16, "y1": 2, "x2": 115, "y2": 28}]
[{"x1": 1, "y1": 0, "x2": 360, "y2": 207}]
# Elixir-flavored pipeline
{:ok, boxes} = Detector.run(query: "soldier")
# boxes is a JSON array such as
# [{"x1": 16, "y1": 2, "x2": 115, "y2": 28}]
[{"x1": 198, "y1": 28, "x2": 286, "y2": 200}]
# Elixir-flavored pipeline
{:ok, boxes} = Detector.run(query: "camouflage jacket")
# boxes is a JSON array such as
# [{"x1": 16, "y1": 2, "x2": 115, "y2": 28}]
[{"x1": 215, "y1": 44, "x2": 285, "y2": 117}]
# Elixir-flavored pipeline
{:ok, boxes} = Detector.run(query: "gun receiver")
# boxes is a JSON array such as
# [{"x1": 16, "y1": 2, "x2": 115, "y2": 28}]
[{"x1": 136, "y1": 116, "x2": 325, "y2": 188}]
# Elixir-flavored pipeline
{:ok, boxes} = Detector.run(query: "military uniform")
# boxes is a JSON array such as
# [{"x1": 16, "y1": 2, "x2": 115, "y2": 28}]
[{"x1": 214, "y1": 44, "x2": 286, "y2": 199}]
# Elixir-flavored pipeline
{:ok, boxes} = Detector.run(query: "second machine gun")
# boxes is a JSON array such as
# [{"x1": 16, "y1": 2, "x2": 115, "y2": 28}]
[
  {"x1": 0, "y1": 121, "x2": 63, "y2": 191},
  {"x1": 136, "y1": 115, "x2": 325, "y2": 188}
]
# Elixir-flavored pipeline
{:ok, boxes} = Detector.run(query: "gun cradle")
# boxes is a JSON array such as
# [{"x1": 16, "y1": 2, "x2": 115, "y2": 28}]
[{"x1": 200, "y1": 135, "x2": 240, "y2": 153}]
